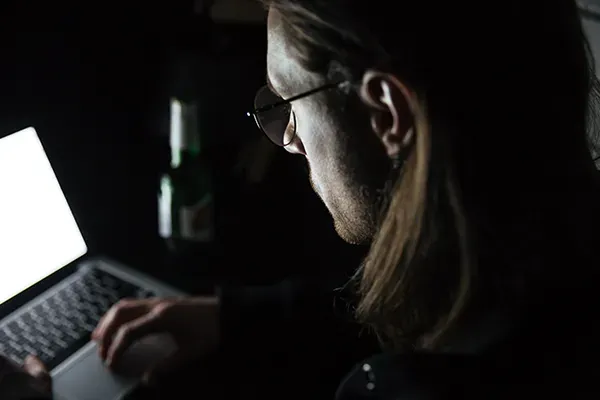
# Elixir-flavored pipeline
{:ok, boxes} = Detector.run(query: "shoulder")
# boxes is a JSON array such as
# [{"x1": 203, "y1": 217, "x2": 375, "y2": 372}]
[
  {"x1": 337, "y1": 339, "x2": 600, "y2": 400},
  {"x1": 335, "y1": 348, "x2": 598, "y2": 400},
  {"x1": 335, "y1": 352, "x2": 496, "y2": 400}
]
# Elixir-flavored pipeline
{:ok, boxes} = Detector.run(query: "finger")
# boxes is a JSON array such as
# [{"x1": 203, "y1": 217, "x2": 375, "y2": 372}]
[
  {"x1": 143, "y1": 351, "x2": 187, "y2": 386},
  {"x1": 24, "y1": 355, "x2": 52, "y2": 391},
  {"x1": 92, "y1": 299, "x2": 148, "y2": 359},
  {"x1": 106, "y1": 312, "x2": 162, "y2": 368},
  {"x1": 92, "y1": 298, "x2": 145, "y2": 341},
  {"x1": 24, "y1": 355, "x2": 49, "y2": 377}
]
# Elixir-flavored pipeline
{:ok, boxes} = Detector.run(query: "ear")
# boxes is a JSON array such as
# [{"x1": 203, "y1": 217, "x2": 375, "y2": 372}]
[{"x1": 359, "y1": 70, "x2": 415, "y2": 158}]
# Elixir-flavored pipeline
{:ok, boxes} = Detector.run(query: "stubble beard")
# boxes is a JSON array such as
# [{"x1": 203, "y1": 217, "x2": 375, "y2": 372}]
[{"x1": 307, "y1": 160, "x2": 396, "y2": 245}]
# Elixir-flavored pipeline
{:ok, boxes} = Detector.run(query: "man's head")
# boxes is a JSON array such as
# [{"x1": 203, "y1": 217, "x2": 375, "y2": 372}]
[
  {"x1": 266, "y1": 9, "x2": 416, "y2": 244},
  {"x1": 259, "y1": 0, "x2": 598, "y2": 348}
]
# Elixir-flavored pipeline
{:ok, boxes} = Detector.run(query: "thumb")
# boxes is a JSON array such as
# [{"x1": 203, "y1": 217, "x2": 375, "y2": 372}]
[
  {"x1": 142, "y1": 351, "x2": 188, "y2": 386},
  {"x1": 24, "y1": 355, "x2": 52, "y2": 392}
]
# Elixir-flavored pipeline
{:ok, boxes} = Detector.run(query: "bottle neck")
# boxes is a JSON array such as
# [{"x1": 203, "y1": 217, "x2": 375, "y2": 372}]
[{"x1": 170, "y1": 98, "x2": 201, "y2": 168}]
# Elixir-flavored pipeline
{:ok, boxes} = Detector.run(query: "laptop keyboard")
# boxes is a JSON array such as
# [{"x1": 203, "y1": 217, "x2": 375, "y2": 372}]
[{"x1": 0, "y1": 267, "x2": 155, "y2": 370}]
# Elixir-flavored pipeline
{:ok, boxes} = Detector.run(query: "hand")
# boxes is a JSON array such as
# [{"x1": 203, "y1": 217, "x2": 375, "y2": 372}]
[
  {"x1": 0, "y1": 355, "x2": 52, "y2": 399},
  {"x1": 92, "y1": 296, "x2": 219, "y2": 385}
]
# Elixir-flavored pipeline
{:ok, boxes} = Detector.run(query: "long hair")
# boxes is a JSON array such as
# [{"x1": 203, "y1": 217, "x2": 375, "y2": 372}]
[{"x1": 263, "y1": 0, "x2": 600, "y2": 350}]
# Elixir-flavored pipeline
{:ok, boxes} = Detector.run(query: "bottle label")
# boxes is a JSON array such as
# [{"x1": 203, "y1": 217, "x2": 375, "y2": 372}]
[
  {"x1": 158, "y1": 176, "x2": 173, "y2": 239},
  {"x1": 158, "y1": 178, "x2": 213, "y2": 242},
  {"x1": 179, "y1": 194, "x2": 213, "y2": 242}
]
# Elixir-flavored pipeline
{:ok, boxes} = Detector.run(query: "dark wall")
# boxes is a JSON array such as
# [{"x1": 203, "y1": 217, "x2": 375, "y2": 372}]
[{"x1": 0, "y1": 3, "x2": 168, "y2": 268}]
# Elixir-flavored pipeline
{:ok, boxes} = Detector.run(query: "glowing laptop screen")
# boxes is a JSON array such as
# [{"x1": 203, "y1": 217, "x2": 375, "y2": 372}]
[{"x1": 0, "y1": 127, "x2": 87, "y2": 304}]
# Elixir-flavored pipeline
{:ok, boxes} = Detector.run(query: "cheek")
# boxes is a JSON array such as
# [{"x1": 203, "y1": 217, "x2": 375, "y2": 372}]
[
  {"x1": 295, "y1": 108, "x2": 327, "y2": 165},
  {"x1": 294, "y1": 102, "x2": 333, "y2": 158},
  {"x1": 308, "y1": 155, "x2": 337, "y2": 210},
  {"x1": 295, "y1": 108, "x2": 340, "y2": 200},
  {"x1": 303, "y1": 138, "x2": 328, "y2": 197}
]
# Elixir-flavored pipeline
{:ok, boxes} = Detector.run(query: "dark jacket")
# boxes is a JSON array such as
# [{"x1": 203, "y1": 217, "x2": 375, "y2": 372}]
[
  {"x1": 335, "y1": 281, "x2": 600, "y2": 400},
  {"x1": 216, "y1": 274, "x2": 380, "y2": 399}
]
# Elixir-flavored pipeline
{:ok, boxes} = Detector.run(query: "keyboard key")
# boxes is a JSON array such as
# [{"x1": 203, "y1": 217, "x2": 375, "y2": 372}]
[
  {"x1": 54, "y1": 337, "x2": 69, "y2": 349},
  {"x1": 36, "y1": 336, "x2": 50, "y2": 348},
  {"x1": 9, "y1": 341, "x2": 23, "y2": 353},
  {"x1": 48, "y1": 317, "x2": 63, "y2": 329},
  {"x1": 4, "y1": 328, "x2": 18, "y2": 341},
  {"x1": 32, "y1": 323, "x2": 49, "y2": 336},
  {"x1": 137, "y1": 289, "x2": 155, "y2": 299},
  {"x1": 22, "y1": 343, "x2": 37, "y2": 356},
  {"x1": 21, "y1": 332, "x2": 36, "y2": 345},
  {"x1": 39, "y1": 346, "x2": 55, "y2": 359},
  {"x1": 16, "y1": 320, "x2": 32, "y2": 334},
  {"x1": 6, "y1": 321, "x2": 19, "y2": 333},
  {"x1": 69, "y1": 309, "x2": 86, "y2": 322},
  {"x1": 9, "y1": 353, "x2": 23, "y2": 365}
]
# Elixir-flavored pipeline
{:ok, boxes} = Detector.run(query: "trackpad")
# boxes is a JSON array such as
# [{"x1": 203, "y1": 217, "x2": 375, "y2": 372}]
[{"x1": 53, "y1": 335, "x2": 177, "y2": 400}]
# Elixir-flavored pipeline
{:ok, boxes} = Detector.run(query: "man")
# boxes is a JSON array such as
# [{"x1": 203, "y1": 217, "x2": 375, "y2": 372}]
[
  {"x1": 81, "y1": 2, "x2": 414, "y2": 397},
  {"x1": 6, "y1": 0, "x2": 600, "y2": 398},
  {"x1": 91, "y1": 1, "x2": 411, "y2": 393}
]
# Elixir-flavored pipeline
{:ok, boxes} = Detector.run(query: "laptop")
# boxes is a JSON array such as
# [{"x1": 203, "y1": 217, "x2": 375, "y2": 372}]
[{"x1": 0, "y1": 127, "x2": 186, "y2": 400}]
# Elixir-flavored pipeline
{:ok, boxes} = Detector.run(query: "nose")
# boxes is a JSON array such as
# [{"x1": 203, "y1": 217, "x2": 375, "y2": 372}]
[{"x1": 284, "y1": 134, "x2": 306, "y2": 155}]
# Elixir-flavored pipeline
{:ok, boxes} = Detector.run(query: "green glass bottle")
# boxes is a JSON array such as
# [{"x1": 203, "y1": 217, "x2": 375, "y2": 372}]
[{"x1": 159, "y1": 97, "x2": 213, "y2": 251}]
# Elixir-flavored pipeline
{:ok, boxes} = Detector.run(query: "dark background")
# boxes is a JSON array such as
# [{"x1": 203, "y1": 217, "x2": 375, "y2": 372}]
[{"x1": 0, "y1": 0, "x2": 367, "y2": 293}]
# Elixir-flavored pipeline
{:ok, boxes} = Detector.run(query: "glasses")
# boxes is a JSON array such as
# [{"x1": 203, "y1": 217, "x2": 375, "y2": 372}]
[{"x1": 247, "y1": 81, "x2": 346, "y2": 146}]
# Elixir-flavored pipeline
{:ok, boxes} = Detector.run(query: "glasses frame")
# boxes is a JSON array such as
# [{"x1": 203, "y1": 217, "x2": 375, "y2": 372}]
[{"x1": 247, "y1": 81, "x2": 348, "y2": 146}]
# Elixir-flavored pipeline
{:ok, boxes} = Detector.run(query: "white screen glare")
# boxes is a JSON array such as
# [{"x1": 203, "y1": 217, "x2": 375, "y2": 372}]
[{"x1": 0, "y1": 127, "x2": 87, "y2": 304}]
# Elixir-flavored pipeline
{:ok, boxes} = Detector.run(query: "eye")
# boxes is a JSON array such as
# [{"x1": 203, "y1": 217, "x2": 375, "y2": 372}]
[
  {"x1": 288, "y1": 110, "x2": 297, "y2": 132},
  {"x1": 282, "y1": 110, "x2": 297, "y2": 145}
]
